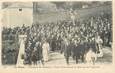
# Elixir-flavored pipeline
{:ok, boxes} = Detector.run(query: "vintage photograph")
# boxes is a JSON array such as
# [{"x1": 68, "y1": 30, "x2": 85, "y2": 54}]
[{"x1": 1, "y1": 1, "x2": 112, "y2": 67}]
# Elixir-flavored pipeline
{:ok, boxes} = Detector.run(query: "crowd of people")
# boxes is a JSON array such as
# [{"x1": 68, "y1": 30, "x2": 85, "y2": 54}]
[{"x1": 2, "y1": 12, "x2": 112, "y2": 65}]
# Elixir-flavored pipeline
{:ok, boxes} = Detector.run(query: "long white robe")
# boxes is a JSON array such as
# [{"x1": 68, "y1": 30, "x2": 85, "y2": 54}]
[
  {"x1": 42, "y1": 42, "x2": 50, "y2": 62},
  {"x1": 17, "y1": 36, "x2": 25, "y2": 66},
  {"x1": 85, "y1": 49, "x2": 97, "y2": 64},
  {"x1": 95, "y1": 36, "x2": 103, "y2": 57},
  {"x1": 97, "y1": 49, "x2": 103, "y2": 57},
  {"x1": 16, "y1": 35, "x2": 27, "y2": 67}
]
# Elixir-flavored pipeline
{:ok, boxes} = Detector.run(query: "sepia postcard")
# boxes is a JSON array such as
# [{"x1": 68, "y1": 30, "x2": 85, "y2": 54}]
[{"x1": 0, "y1": 0, "x2": 115, "y2": 73}]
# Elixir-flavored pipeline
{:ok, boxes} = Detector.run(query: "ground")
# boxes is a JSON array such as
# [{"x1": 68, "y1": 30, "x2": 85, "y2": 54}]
[
  {"x1": 2, "y1": 46, "x2": 112, "y2": 68},
  {"x1": 34, "y1": 46, "x2": 112, "y2": 67},
  {"x1": 47, "y1": 47, "x2": 112, "y2": 65}
]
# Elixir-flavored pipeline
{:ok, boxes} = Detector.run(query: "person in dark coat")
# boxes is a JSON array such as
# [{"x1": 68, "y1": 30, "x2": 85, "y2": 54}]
[
  {"x1": 31, "y1": 47, "x2": 38, "y2": 65},
  {"x1": 36, "y1": 41, "x2": 44, "y2": 65},
  {"x1": 72, "y1": 43, "x2": 86, "y2": 63},
  {"x1": 64, "y1": 40, "x2": 70, "y2": 64},
  {"x1": 51, "y1": 36, "x2": 56, "y2": 51}
]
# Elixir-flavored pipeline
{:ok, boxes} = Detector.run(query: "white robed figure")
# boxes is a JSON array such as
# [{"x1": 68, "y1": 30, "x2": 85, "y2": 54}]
[
  {"x1": 17, "y1": 35, "x2": 27, "y2": 67},
  {"x1": 85, "y1": 48, "x2": 97, "y2": 65},
  {"x1": 96, "y1": 36, "x2": 103, "y2": 49},
  {"x1": 42, "y1": 41, "x2": 50, "y2": 62},
  {"x1": 95, "y1": 35, "x2": 103, "y2": 57}
]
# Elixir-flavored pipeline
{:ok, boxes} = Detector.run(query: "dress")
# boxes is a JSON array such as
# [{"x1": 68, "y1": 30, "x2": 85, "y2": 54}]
[
  {"x1": 17, "y1": 35, "x2": 26, "y2": 66},
  {"x1": 42, "y1": 42, "x2": 50, "y2": 62},
  {"x1": 85, "y1": 50, "x2": 97, "y2": 63}
]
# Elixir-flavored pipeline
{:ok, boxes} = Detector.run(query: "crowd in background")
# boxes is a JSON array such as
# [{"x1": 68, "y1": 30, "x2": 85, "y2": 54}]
[{"x1": 2, "y1": 12, "x2": 112, "y2": 65}]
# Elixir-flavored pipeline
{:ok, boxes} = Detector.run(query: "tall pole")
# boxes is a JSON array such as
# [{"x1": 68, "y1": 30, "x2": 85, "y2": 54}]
[
  {"x1": 70, "y1": 8, "x2": 75, "y2": 26},
  {"x1": 33, "y1": 2, "x2": 38, "y2": 25}
]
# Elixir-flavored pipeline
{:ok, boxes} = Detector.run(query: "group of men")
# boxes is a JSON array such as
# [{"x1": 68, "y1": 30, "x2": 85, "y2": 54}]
[{"x1": 2, "y1": 12, "x2": 112, "y2": 65}]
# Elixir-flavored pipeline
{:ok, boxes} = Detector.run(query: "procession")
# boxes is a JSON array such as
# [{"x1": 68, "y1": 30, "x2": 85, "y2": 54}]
[{"x1": 2, "y1": 2, "x2": 112, "y2": 66}]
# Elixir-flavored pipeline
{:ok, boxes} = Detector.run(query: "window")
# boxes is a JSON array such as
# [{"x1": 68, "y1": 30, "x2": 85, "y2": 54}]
[{"x1": 19, "y1": 8, "x2": 22, "y2": 11}]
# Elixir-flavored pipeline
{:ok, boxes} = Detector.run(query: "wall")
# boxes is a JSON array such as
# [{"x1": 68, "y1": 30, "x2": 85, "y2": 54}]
[{"x1": 2, "y1": 7, "x2": 33, "y2": 28}]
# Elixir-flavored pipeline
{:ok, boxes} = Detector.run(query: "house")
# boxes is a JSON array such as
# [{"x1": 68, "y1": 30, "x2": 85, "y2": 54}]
[{"x1": 2, "y1": 2, "x2": 33, "y2": 28}]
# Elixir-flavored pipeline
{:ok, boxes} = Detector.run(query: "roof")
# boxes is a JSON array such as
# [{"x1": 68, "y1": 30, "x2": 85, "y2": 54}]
[
  {"x1": 36, "y1": 2, "x2": 57, "y2": 10},
  {"x1": 5, "y1": 2, "x2": 33, "y2": 9},
  {"x1": 4, "y1": 2, "x2": 57, "y2": 10}
]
